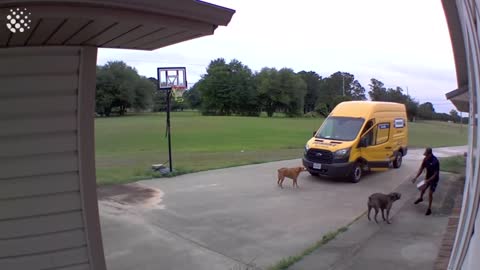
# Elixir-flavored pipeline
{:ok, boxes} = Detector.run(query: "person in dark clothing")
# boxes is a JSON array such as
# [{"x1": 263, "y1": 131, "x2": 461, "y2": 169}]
[{"x1": 411, "y1": 147, "x2": 440, "y2": 216}]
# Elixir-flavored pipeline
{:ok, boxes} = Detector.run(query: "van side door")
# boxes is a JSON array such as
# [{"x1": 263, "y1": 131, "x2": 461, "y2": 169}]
[{"x1": 358, "y1": 121, "x2": 394, "y2": 168}]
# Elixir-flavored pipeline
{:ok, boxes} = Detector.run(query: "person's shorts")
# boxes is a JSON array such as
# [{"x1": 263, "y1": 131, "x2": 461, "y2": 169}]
[{"x1": 428, "y1": 180, "x2": 439, "y2": 192}]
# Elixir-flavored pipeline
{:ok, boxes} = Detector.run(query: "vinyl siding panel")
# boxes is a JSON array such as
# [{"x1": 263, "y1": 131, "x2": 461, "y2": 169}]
[
  {"x1": 0, "y1": 55, "x2": 79, "y2": 76},
  {"x1": 0, "y1": 47, "x2": 95, "y2": 269},
  {"x1": 0, "y1": 192, "x2": 82, "y2": 220},
  {"x1": 0, "y1": 211, "x2": 84, "y2": 239},
  {"x1": 0, "y1": 132, "x2": 77, "y2": 158},
  {"x1": 0, "y1": 95, "x2": 77, "y2": 117},
  {"x1": 0, "y1": 247, "x2": 89, "y2": 270},
  {"x1": 0, "y1": 172, "x2": 80, "y2": 199},
  {"x1": 0, "y1": 74, "x2": 78, "y2": 98},
  {"x1": 0, "y1": 152, "x2": 79, "y2": 179},
  {"x1": 56, "y1": 263, "x2": 91, "y2": 270},
  {"x1": 0, "y1": 114, "x2": 77, "y2": 136},
  {"x1": 0, "y1": 229, "x2": 86, "y2": 258}
]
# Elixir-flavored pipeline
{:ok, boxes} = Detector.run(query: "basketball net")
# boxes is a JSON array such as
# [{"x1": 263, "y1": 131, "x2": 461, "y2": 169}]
[{"x1": 171, "y1": 86, "x2": 186, "y2": 103}]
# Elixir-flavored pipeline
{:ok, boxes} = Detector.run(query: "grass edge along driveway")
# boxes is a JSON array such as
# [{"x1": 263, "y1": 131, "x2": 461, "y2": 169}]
[{"x1": 95, "y1": 112, "x2": 468, "y2": 185}]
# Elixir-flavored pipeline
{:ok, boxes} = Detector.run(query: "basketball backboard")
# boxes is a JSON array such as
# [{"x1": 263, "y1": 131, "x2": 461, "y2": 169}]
[{"x1": 157, "y1": 67, "x2": 187, "y2": 90}]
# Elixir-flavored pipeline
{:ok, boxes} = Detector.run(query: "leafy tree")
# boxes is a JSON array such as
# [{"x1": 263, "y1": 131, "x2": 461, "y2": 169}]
[
  {"x1": 332, "y1": 95, "x2": 353, "y2": 106},
  {"x1": 96, "y1": 66, "x2": 115, "y2": 116},
  {"x1": 350, "y1": 79, "x2": 367, "y2": 100},
  {"x1": 385, "y1": 87, "x2": 407, "y2": 103},
  {"x1": 255, "y1": 68, "x2": 307, "y2": 117},
  {"x1": 418, "y1": 102, "x2": 435, "y2": 120},
  {"x1": 197, "y1": 58, "x2": 259, "y2": 116},
  {"x1": 184, "y1": 81, "x2": 202, "y2": 109},
  {"x1": 256, "y1": 67, "x2": 280, "y2": 117},
  {"x1": 277, "y1": 68, "x2": 307, "y2": 117},
  {"x1": 314, "y1": 71, "x2": 366, "y2": 117},
  {"x1": 368, "y1": 78, "x2": 419, "y2": 121},
  {"x1": 228, "y1": 59, "x2": 259, "y2": 116},
  {"x1": 96, "y1": 61, "x2": 154, "y2": 116},
  {"x1": 434, "y1": 112, "x2": 454, "y2": 122},
  {"x1": 324, "y1": 72, "x2": 366, "y2": 100},
  {"x1": 450, "y1": 109, "x2": 461, "y2": 122},
  {"x1": 298, "y1": 71, "x2": 322, "y2": 113},
  {"x1": 368, "y1": 78, "x2": 388, "y2": 101},
  {"x1": 133, "y1": 77, "x2": 155, "y2": 111},
  {"x1": 199, "y1": 59, "x2": 228, "y2": 115},
  {"x1": 314, "y1": 102, "x2": 329, "y2": 117},
  {"x1": 152, "y1": 91, "x2": 166, "y2": 112},
  {"x1": 405, "y1": 96, "x2": 419, "y2": 122}
]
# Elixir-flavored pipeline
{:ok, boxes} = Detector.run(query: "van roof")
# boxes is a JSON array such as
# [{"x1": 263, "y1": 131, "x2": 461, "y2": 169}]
[{"x1": 330, "y1": 101, "x2": 406, "y2": 118}]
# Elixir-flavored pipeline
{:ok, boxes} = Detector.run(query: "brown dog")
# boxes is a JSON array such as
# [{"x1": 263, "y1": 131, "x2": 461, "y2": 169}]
[
  {"x1": 367, "y1": 192, "x2": 402, "y2": 224},
  {"x1": 277, "y1": 166, "x2": 306, "y2": 188}
]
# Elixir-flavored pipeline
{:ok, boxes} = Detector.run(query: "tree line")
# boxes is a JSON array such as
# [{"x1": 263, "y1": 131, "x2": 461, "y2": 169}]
[
  {"x1": 95, "y1": 60, "x2": 464, "y2": 123},
  {"x1": 185, "y1": 58, "x2": 366, "y2": 117}
]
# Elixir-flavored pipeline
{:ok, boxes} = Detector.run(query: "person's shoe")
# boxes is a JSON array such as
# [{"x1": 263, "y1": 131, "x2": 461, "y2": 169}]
[
  {"x1": 426, "y1": 209, "x2": 432, "y2": 216},
  {"x1": 414, "y1": 198, "x2": 423, "y2": 204}
]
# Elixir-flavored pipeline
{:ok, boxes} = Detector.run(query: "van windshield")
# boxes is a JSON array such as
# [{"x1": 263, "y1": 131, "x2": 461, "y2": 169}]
[{"x1": 316, "y1": 117, "x2": 365, "y2": 141}]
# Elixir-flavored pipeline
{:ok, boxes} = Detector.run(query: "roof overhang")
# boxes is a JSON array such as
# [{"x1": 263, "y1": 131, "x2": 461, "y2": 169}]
[
  {"x1": 446, "y1": 86, "x2": 469, "y2": 113},
  {"x1": 441, "y1": 0, "x2": 469, "y2": 112},
  {"x1": 0, "y1": 0, "x2": 235, "y2": 50},
  {"x1": 441, "y1": 0, "x2": 468, "y2": 88}
]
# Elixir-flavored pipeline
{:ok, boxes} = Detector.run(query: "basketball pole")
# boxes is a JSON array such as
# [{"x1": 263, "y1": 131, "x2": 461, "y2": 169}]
[
  {"x1": 166, "y1": 88, "x2": 173, "y2": 173},
  {"x1": 157, "y1": 67, "x2": 186, "y2": 174}
]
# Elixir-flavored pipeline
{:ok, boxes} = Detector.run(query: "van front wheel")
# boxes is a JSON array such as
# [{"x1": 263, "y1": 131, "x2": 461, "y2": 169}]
[
  {"x1": 349, "y1": 163, "x2": 362, "y2": 183},
  {"x1": 393, "y1": 152, "x2": 402, "y2": 168}
]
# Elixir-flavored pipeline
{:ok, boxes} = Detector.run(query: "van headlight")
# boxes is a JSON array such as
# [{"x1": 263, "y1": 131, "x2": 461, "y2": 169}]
[
  {"x1": 305, "y1": 144, "x2": 310, "y2": 154},
  {"x1": 334, "y1": 147, "x2": 351, "y2": 159}
]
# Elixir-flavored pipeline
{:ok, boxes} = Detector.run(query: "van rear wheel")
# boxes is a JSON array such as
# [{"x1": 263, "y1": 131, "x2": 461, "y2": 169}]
[
  {"x1": 393, "y1": 152, "x2": 403, "y2": 168},
  {"x1": 349, "y1": 162, "x2": 362, "y2": 183}
]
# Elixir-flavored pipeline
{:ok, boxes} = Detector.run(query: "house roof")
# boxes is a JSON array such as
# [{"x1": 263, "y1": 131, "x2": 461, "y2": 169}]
[
  {"x1": 441, "y1": 0, "x2": 469, "y2": 113},
  {"x1": 0, "y1": 0, "x2": 235, "y2": 50},
  {"x1": 446, "y1": 86, "x2": 469, "y2": 113},
  {"x1": 441, "y1": 0, "x2": 468, "y2": 89}
]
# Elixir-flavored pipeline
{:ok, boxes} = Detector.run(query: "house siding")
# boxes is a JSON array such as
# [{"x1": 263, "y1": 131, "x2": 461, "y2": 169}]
[{"x1": 0, "y1": 47, "x2": 104, "y2": 270}]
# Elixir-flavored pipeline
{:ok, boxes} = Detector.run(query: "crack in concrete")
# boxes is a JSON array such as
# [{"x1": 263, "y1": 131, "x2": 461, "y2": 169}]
[{"x1": 146, "y1": 217, "x2": 262, "y2": 270}]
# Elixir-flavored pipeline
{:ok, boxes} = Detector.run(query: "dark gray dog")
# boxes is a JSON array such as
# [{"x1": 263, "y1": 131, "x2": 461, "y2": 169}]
[{"x1": 367, "y1": 192, "x2": 402, "y2": 224}]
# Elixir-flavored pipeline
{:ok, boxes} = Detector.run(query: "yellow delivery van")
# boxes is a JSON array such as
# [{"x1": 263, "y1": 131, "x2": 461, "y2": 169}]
[{"x1": 303, "y1": 101, "x2": 408, "y2": 183}]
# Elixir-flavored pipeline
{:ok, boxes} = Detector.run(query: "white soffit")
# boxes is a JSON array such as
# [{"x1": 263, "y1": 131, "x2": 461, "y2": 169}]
[{"x1": 0, "y1": 0, "x2": 235, "y2": 50}]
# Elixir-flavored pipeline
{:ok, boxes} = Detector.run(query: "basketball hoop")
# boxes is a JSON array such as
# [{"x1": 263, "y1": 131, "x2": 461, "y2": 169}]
[
  {"x1": 156, "y1": 67, "x2": 187, "y2": 173},
  {"x1": 171, "y1": 86, "x2": 186, "y2": 103},
  {"x1": 157, "y1": 67, "x2": 187, "y2": 90}
]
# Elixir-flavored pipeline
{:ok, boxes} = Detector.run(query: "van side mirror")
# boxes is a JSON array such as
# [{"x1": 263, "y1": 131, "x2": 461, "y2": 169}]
[{"x1": 313, "y1": 131, "x2": 317, "y2": 137}]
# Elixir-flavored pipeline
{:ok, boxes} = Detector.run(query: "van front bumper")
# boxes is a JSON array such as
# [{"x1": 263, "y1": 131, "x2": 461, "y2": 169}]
[{"x1": 302, "y1": 158, "x2": 354, "y2": 178}]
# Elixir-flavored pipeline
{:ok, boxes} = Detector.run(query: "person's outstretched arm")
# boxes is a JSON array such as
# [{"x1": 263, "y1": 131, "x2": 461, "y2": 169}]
[{"x1": 412, "y1": 160, "x2": 425, "y2": 183}]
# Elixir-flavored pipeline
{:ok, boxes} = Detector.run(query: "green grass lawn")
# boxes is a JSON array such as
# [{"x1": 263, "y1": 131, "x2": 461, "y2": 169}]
[
  {"x1": 407, "y1": 120, "x2": 468, "y2": 147},
  {"x1": 439, "y1": 155, "x2": 466, "y2": 175},
  {"x1": 95, "y1": 112, "x2": 468, "y2": 185}
]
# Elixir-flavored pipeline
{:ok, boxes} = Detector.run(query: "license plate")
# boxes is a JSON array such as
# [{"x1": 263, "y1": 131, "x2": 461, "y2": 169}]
[{"x1": 313, "y1": 163, "x2": 322, "y2": 169}]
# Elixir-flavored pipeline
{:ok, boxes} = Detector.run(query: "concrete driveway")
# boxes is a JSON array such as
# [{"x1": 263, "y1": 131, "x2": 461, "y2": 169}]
[{"x1": 98, "y1": 146, "x2": 466, "y2": 270}]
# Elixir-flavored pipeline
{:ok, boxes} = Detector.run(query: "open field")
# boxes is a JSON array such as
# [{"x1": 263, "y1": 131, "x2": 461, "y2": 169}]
[{"x1": 95, "y1": 112, "x2": 468, "y2": 185}]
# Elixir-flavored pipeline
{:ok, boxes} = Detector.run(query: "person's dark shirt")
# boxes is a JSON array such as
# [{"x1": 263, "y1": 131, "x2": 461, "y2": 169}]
[{"x1": 422, "y1": 155, "x2": 440, "y2": 182}]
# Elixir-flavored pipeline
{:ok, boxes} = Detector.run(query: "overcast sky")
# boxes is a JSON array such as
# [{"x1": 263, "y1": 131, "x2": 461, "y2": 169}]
[{"x1": 97, "y1": 0, "x2": 459, "y2": 113}]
